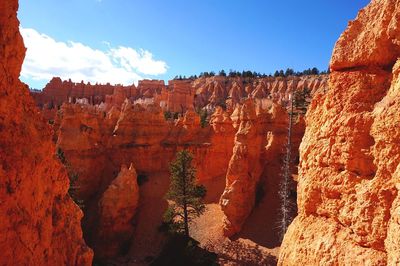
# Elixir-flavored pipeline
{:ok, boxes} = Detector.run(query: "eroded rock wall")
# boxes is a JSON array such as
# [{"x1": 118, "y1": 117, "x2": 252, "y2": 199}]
[
  {"x1": 279, "y1": 0, "x2": 400, "y2": 264},
  {"x1": 57, "y1": 90, "x2": 305, "y2": 255},
  {"x1": 0, "y1": 1, "x2": 92, "y2": 265},
  {"x1": 32, "y1": 75, "x2": 328, "y2": 121}
]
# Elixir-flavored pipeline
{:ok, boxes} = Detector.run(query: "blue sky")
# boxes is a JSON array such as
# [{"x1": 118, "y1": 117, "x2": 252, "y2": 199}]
[{"x1": 18, "y1": 0, "x2": 370, "y2": 89}]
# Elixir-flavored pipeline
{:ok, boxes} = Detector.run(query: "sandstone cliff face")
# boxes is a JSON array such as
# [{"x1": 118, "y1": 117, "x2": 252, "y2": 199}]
[
  {"x1": 279, "y1": 0, "x2": 400, "y2": 265},
  {"x1": 32, "y1": 78, "x2": 166, "y2": 110},
  {"x1": 206, "y1": 107, "x2": 236, "y2": 180},
  {"x1": 0, "y1": 1, "x2": 92, "y2": 265},
  {"x1": 57, "y1": 103, "x2": 116, "y2": 201},
  {"x1": 95, "y1": 164, "x2": 139, "y2": 259}
]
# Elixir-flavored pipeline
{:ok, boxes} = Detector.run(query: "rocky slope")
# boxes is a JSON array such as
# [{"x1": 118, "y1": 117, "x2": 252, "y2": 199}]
[
  {"x1": 0, "y1": 1, "x2": 92, "y2": 265},
  {"x1": 279, "y1": 0, "x2": 400, "y2": 265}
]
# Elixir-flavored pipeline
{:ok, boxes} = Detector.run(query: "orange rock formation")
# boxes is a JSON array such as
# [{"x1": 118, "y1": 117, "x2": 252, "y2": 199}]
[
  {"x1": 54, "y1": 86, "x2": 306, "y2": 257},
  {"x1": 32, "y1": 74, "x2": 328, "y2": 122},
  {"x1": 192, "y1": 75, "x2": 328, "y2": 109},
  {"x1": 220, "y1": 100, "x2": 264, "y2": 236},
  {"x1": 155, "y1": 79, "x2": 195, "y2": 112},
  {"x1": 0, "y1": 1, "x2": 92, "y2": 265},
  {"x1": 219, "y1": 100, "x2": 304, "y2": 237},
  {"x1": 95, "y1": 164, "x2": 139, "y2": 259},
  {"x1": 55, "y1": 100, "x2": 236, "y2": 258},
  {"x1": 279, "y1": 0, "x2": 400, "y2": 264}
]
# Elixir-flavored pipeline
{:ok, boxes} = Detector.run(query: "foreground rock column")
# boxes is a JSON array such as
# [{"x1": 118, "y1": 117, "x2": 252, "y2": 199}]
[
  {"x1": 94, "y1": 164, "x2": 139, "y2": 259},
  {"x1": 279, "y1": 0, "x2": 400, "y2": 265},
  {"x1": 220, "y1": 99, "x2": 263, "y2": 236},
  {"x1": 0, "y1": 1, "x2": 93, "y2": 265}
]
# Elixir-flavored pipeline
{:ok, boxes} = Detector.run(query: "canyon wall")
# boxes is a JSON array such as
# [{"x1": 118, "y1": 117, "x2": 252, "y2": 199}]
[
  {"x1": 55, "y1": 101, "x2": 236, "y2": 259},
  {"x1": 56, "y1": 94, "x2": 306, "y2": 258},
  {"x1": 32, "y1": 74, "x2": 328, "y2": 119},
  {"x1": 279, "y1": 0, "x2": 400, "y2": 265},
  {"x1": 0, "y1": 1, "x2": 92, "y2": 265},
  {"x1": 25, "y1": 4, "x2": 327, "y2": 261}
]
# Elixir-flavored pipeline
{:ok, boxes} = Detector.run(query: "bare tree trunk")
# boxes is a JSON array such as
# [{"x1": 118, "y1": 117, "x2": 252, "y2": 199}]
[
  {"x1": 182, "y1": 161, "x2": 189, "y2": 238},
  {"x1": 280, "y1": 93, "x2": 294, "y2": 239},
  {"x1": 183, "y1": 201, "x2": 189, "y2": 238}
]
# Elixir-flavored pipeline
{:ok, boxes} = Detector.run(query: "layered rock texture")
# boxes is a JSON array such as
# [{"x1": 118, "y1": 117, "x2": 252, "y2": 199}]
[
  {"x1": 0, "y1": 1, "x2": 92, "y2": 265},
  {"x1": 279, "y1": 0, "x2": 400, "y2": 265},
  {"x1": 52, "y1": 78, "x2": 309, "y2": 259}
]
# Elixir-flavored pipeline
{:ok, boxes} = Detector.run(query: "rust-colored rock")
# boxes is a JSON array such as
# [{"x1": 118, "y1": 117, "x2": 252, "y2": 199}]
[
  {"x1": 0, "y1": 1, "x2": 92, "y2": 265},
  {"x1": 279, "y1": 0, "x2": 400, "y2": 265},
  {"x1": 218, "y1": 99, "x2": 304, "y2": 238},
  {"x1": 95, "y1": 163, "x2": 139, "y2": 259}
]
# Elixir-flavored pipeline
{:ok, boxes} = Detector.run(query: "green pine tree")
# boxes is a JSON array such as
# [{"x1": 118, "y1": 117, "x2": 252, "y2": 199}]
[
  {"x1": 199, "y1": 109, "x2": 208, "y2": 128},
  {"x1": 164, "y1": 150, "x2": 206, "y2": 237},
  {"x1": 293, "y1": 87, "x2": 311, "y2": 115}
]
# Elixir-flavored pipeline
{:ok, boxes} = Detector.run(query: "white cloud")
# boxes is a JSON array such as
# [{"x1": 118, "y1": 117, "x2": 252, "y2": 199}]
[{"x1": 20, "y1": 27, "x2": 168, "y2": 86}]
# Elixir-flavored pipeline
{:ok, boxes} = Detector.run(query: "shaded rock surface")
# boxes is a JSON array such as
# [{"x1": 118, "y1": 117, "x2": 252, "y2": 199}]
[{"x1": 95, "y1": 164, "x2": 139, "y2": 259}]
